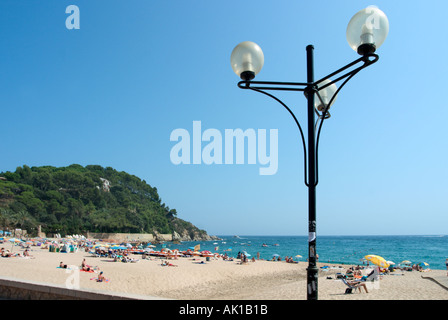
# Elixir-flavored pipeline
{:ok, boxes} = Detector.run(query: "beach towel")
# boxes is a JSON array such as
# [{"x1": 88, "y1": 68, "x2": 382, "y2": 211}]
[
  {"x1": 57, "y1": 266, "x2": 76, "y2": 270},
  {"x1": 80, "y1": 269, "x2": 95, "y2": 273}
]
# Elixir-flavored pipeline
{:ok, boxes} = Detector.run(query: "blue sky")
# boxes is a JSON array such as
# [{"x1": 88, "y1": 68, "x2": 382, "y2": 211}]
[{"x1": 1, "y1": 0, "x2": 447, "y2": 236}]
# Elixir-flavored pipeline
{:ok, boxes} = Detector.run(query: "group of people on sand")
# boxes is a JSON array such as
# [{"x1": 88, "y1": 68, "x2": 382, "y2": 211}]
[
  {"x1": 111, "y1": 254, "x2": 139, "y2": 263},
  {"x1": 234, "y1": 251, "x2": 302, "y2": 263},
  {"x1": 58, "y1": 258, "x2": 108, "y2": 282},
  {"x1": 284, "y1": 256, "x2": 298, "y2": 263},
  {"x1": 1, "y1": 247, "x2": 33, "y2": 258},
  {"x1": 91, "y1": 247, "x2": 134, "y2": 259},
  {"x1": 345, "y1": 266, "x2": 373, "y2": 278},
  {"x1": 221, "y1": 253, "x2": 234, "y2": 261},
  {"x1": 408, "y1": 264, "x2": 428, "y2": 272},
  {"x1": 59, "y1": 258, "x2": 97, "y2": 271},
  {"x1": 93, "y1": 248, "x2": 140, "y2": 263},
  {"x1": 342, "y1": 267, "x2": 380, "y2": 293},
  {"x1": 237, "y1": 252, "x2": 255, "y2": 264}
]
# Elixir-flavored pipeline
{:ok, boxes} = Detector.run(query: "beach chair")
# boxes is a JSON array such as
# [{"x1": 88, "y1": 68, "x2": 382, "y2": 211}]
[
  {"x1": 341, "y1": 278, "x2": 364, "y2": 294},
  {"x1": 362, "y1": 268, "x2": 380, "y2": 282}
]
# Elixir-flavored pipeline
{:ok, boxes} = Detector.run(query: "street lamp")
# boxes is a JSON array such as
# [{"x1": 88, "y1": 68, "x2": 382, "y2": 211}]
[{"x1": 230, "y1": 6, "x2": 389, "y2": 300}]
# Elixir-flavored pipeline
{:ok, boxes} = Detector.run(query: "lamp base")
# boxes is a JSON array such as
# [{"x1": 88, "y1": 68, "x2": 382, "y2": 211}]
[
  {"x1": 240, "y1": 71, "x2": 255, "y2": 81},
  {"x1": 357, "y1": 43, "x2": 376, "y2": 55}
]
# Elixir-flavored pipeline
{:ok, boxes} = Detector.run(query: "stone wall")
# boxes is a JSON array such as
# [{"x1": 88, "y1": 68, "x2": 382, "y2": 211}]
[
  {"x1": 86, "y1": 232, "x2": 173, "y2": 243},
  {"x1": 0, "y1": 276, "x2": 162, "y2": 300}
]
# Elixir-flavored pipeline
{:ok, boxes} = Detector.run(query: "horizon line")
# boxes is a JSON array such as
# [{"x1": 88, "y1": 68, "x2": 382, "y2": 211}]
[{"x1": 213, "y1": 234, "x2": 447, "y2": 237}]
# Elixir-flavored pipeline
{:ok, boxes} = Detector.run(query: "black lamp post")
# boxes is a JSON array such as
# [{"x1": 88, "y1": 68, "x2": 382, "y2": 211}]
[{"x1": 230, "y1": 7, "x2": 389, "y2": 300}]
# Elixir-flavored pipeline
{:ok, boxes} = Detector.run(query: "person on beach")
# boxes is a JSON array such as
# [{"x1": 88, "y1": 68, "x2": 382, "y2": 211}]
[
  {"x1": 81, "y1": 258, "x2": 97, "y2": 271},
  {"x1": 81, "y1": 258, "x2": 91, "y2": 271},
  {"x1": 1, "y1": 249, "x2": 13, "y2": 257},
  {"x1": 96, "y1": 271, "x2": 107, "y2": 282},
  {"x1": 161, "y1": 260, "x2": 177, "y2": 266},
  {"x1": 1, "y1": 248, "x2": 7, "y2": 257},
  {"x1": 347, "y1": 279, "x2": 369, "y2": 293},
  {"x1": 345, "y1": 267, "x2": 355, "y2": 278},
  {"x1": 59, "y1": 262, "x2": 68, "y2": 269},
  {"x1": 441, "y1": 259, "x2": 448, "y2": 275}
]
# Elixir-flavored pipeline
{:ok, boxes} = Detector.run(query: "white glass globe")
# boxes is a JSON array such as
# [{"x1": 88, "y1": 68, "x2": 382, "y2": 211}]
[
  {"x1": 346, "y1": 6, "x2": 389, "y2": 54},
  {"x1": 314, "y1": 79, "x2": 337, "y2": 112},
  {"x1": 230, "y1": 41, "x2": 264, "y2": 80}
]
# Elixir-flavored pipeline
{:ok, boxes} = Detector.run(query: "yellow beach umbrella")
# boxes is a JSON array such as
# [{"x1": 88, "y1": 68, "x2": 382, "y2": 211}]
[{"x1": 364, "y1": 255, "x2": 389, "y2": 268}]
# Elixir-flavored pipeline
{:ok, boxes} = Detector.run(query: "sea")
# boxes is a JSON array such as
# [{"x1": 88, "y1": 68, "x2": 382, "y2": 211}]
[{"x1": 157, "y1": 235, "x2": 448, "y2": 270}]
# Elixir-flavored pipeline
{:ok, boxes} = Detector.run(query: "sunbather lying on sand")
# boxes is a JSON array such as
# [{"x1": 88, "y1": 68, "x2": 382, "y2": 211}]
[
  {"x1": 161, "y1": 260, "x2": 177, "y2": 267},
  {"x1": 122, "y1": 256, "x2": 139, "y2": 263},
  {"x1": 1, "y1": 249, "x2": 21, "y2": 258}
]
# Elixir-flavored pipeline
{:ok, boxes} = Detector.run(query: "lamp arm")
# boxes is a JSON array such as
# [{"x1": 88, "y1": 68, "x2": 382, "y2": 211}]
[
  {"x1": 236, "y1": 53, "x2": 380, "y2": 187},
  {"x1": 314, "y1": 68, "x2": 363, "y2": 186},
  {"x1": 238, "y1": 80, "x2": 307, "y2": 92},
  {"x1": 237, "y1": 53, "x2": 378, "y2": 93},
  {"x1": 315, "y1": 53, "x2": 379, "y2": 90},
  {"x1": 245, "y1": 87, "x2": 310, "y2": 187}
]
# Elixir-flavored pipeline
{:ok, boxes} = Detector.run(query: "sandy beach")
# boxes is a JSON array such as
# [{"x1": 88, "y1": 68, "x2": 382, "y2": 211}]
[{"x1": 1, "y1": 245, "x2": 447, "y2": 300}]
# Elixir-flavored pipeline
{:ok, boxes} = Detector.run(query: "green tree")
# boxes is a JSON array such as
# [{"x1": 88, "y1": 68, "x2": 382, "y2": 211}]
[
  {"x1": 0, "y1": 208, "x2": 13, "y2": 231},
  {"x1": 16, "y1": 191, "x2": 45, "y2": 216},
  {"x1": 0, "y1": 164, "x2": 211, "y2": 238}
]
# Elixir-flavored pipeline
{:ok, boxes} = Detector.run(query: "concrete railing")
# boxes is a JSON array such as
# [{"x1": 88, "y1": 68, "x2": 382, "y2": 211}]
[{"x1": 0, "y1": 276, "x2": 165, "y2": 300}]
